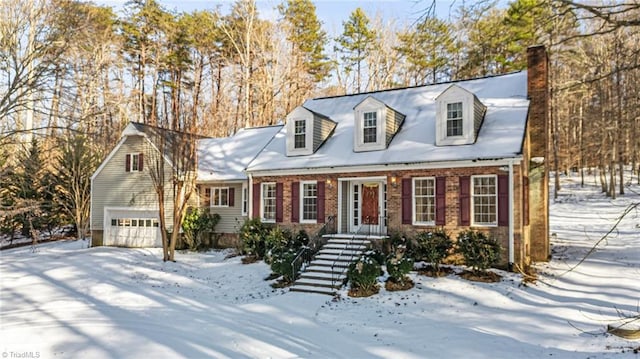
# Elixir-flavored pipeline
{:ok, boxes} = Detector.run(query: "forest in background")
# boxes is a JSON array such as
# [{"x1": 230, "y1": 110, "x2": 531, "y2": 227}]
[{"x1": 0, "y1": 0, "x2": 638, "y2": 241}]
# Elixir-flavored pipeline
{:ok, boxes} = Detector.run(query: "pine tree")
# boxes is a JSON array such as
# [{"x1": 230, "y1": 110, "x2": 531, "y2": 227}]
[{"x1": 335, "y1": 7, "x2": 376, "y2": 93}]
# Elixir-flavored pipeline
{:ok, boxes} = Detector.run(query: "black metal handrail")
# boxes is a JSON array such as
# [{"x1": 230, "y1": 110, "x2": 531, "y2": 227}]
[
  {"x1": 330, "y1": 222, "x2": 371, "y2": 288},
  {"x1": 290, "y1": 215, "x2": 336, "y2": 282}
]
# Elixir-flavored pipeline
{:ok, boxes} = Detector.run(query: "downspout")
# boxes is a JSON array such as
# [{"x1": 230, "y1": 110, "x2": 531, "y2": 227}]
[{"x1": 508, "y1": 159, "x2": 515, "y2": 271}]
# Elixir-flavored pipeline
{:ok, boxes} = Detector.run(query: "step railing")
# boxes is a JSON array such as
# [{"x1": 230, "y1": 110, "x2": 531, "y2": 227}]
[
  {"x1": 290, "y1": 215, "x2": 335, "y2": 282},
  {"x1": 330, "y1": 225, "x2": 371, "y2": 288}
]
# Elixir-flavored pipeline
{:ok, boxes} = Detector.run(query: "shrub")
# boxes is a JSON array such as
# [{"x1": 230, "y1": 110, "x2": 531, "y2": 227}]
[
  {"x1": 386, "y1": 231, "x2": 412, "y2": 256},
  {"x1": 347, "y1": 254, "x2": 382, "y2": 295},
  {"x1": 386, "y1": 245, "x2": 414, "y2": 285},
  {"x1": 270, "y1": 248, "x2": 298, "y2": 284},
  {"x1": 239, "y1": 218, "x2": 270, "y2": 259},
  {"x1": 413, "y1": 229, "x2": 453, "y2": 274},
  {"x1": 456, "y1": 230, "x2": 502, "y2": 273},
  {"x1": 181, "y1": 208, "x2": 220, "y2": 251}
]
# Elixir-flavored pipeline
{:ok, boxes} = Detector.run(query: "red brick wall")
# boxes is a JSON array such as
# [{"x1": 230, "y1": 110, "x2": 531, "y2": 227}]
[{"x1": 253, "y1": 163, "x2": 529, "y2": 266}]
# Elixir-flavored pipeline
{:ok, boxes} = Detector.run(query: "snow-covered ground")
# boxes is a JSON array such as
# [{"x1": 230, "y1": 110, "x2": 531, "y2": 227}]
[{"x1": 1, "y1": 174, "x2": 639, "y2": 358}]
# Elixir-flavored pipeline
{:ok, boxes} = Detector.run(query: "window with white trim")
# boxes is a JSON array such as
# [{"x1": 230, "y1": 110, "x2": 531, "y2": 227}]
[
  {"x1": 262, "y1": 183, "x2": 276, "y2": 222},
  {"x1": 294, "y1": 120, "x2": 306, "y2": 149},
  {"x1": 301, "y1": 182, "x2": 317, "y2": 222},
  {"x1": 363, "y1": 111, "x2": 377, "y2": 144},
  {"x1": 472, "y1": 175, "x2": 497, "y2": 226},
  {"x1": 446, "y1": 102, "x2": 463, "y2": 137},
  {"x1": 128, "y1": 153, "x2": 143, "y2": 172},
  {"x1": 210, "y1": 187, "x2": 229, "y2": 207},
  {"x1": 413, "y1": 177, "x2": 435, "y2": 224},
  {"x1": 241, "y1": 183, "x2": 248, "y2": 216}
]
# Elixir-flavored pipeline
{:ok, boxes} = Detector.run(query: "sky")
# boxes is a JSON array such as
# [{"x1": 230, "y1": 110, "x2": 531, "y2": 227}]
[{"x1": 95, "y1": 0, "x2": 464, "y2": 35}]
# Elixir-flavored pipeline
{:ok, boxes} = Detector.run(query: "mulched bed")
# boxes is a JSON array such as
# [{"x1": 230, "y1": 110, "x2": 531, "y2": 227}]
[
  {"x1": 385, "y1": 278, "x2": 414, "y2": 291},
  {"x1": 348, "y1": 285, "x2": 380, "y2": 297},
  {"x1": 417, "y1": 264, "x2": 455, "y2": 278},
  {"x1": 458, "y1": 270, "x2": 502, "y2": 283},
  {"x1": 241, "y1": 255, "x2": 259, "y2": 264}
]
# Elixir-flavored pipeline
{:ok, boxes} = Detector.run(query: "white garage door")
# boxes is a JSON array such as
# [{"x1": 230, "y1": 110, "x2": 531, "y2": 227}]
[{"x1": 104, "y1": 209, "x2": 162, "y2": 247}]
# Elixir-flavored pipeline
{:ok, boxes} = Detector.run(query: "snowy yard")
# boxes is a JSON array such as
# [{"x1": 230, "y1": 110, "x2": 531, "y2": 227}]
[{"x1": 1, "y1": 175, "x2": 639, "y2": 358}]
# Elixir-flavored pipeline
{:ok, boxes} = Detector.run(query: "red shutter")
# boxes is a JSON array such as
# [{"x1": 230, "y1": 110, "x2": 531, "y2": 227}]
[
  {"x1": 229, "y1": 187, "x2": 235, "y2": 207},
  {"x1": 317, "y1": 181, "x2": 325, "y2": 223},
  {"x1": 435, "y1": 177, "x2": 446, "y2": 225},
  {"x1": 459, "y1": 176, "x2": 470, "y2": 226},
  {"x1": 138, "y1": 153, "x2": 144, "y2": 171},
  {"x1": 205, "y1": 188, "x2": 211, "y2": 206},
  {"x1": 523, "y1": 177, "x2": 529, "y2": 226},
  {"x1": 275, "y1": 183, "x2": 283, "y2": 223},
  {"x1": 291, "y1": 182, "x2": 299, "y2": 223},
  {"x1": 125, "y1": 154, "x2": 131, "y2": 172},
  {"x1": 401, "y1": 178, "x2": 412, "y2": 224},
  {"x1": 498, "y1": 175, "x2": 509, "y2": 226},
  {"x1": 252, "y1": 183, "x2": 260, "y2": 218}
]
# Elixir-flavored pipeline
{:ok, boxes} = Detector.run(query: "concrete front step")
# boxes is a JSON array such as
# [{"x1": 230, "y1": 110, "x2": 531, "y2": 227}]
[
  {"x1": 326, "y1": 239, "x2": 370, "y2": 246},
  {"x1": 310, "y1": 259, "x2": 351, "y2": 268},
  {"x1": 299, "y1": 271, "x2": 347, "y2": 281},
  {"x1": 294, "y1": 278, "x2": 343, "y2": 289},
  {"x1": 323, "y1": 243, "x2": 368, "y2": 250},
  {"x1": 318, "y1": 249, "x2": 363, "y2": 256},
  {"x1": 289, "y1": 285, "x2": 336, "y2": 296},
  {"x1": 315, "y1": 254, "x2": 361, "y2": 262}
]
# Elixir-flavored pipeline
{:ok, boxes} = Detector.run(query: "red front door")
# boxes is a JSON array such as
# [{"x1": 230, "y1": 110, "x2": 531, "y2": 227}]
[{"x1": 361, "y1": 184, "x2": 379, "y2": 225}]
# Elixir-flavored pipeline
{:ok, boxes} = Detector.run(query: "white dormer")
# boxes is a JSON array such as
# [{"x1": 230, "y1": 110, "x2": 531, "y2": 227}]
[
  {"x1": 354, "y1": 97, "x2": 386, "y2": 152},
  {"x1": 286, "y1": 106, "x2": 337, "y2": 157},
  {"x1": 435, "y1": 85, "x2": 486, "y2": 146}
]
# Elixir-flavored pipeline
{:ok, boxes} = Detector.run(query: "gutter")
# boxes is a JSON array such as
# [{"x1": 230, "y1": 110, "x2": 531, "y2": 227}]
[{"x1": 508, "y1": 159, "x2": 515, "y2": 270}]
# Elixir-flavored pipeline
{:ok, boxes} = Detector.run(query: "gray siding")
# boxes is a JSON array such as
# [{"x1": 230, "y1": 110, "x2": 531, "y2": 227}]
[
  {"x1": 385, "y1": 107, "x2": 405, "y2": 147},
  {"x1": 473, "y1": 97, "x2": 487, "y2": 138},
  {"x1": 340, "y1": 181, "x2": 349, "y2": 233},
  {"x1": 312, "y1": 115, "x2": 336, "y2": 152},
  {"x1": 91, "y1": 136, "x2": 175, "y2": 231},
  {"x1": 200, "y1": 182, "x2": 245, "y2": 234}
]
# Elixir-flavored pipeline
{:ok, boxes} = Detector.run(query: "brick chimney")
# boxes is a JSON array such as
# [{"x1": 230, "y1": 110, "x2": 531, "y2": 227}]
[
  {"x1": 526, "y1": 45, "x2": 549, "y2": 262},
  {"x1": 527, "y1": 45, "x2": 549, "y2": 160}
]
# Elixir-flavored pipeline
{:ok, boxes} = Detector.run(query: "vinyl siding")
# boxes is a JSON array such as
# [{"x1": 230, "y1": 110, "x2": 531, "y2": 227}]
[
  {"x1": 201, "y1": 182, "x2": 245, "y2": 234},
  {"x1": 385, "y1": 108, "x2": 405, "y2": 147},
  {"x1": 91, "y1": 135, "x2": 175, "y2": 231},
  {"x1": 312, "y1": 115, "x2": 336, "y2": 152},
  {"x1": 473, "y1": 97, "x2": 487, "y2": 138}
]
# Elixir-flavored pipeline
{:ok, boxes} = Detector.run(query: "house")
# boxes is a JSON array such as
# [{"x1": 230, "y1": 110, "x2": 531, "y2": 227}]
[
  {"x1": 91, "y1": 46, "x2": 549, "y2": 269},
  {"x1": 90, "y1": 122, "x2": 281, "y2": 248},
  {"x1": 244, "y1": 46, "x2": 550, "y2": 268}
]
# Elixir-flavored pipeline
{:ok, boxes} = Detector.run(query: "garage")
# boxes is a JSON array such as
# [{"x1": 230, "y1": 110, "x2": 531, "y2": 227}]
[{"x1": 104, "y1": 208, "x2": 162, "y2": 247}]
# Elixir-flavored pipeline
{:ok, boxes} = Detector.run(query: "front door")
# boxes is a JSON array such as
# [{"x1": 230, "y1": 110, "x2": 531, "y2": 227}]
[{"x1": 361, "y1": 184, "x2": 379, "y2": 225}]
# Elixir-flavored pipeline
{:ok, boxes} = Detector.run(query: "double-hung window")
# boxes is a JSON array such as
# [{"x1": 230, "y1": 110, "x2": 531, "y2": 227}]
[
  {"x1": 294, "y1": 120, "x2": 306, "y2": 149},
  {"x1": 472, "y1": 175, "x2": 497, "y2": 226},
  {"x1": 413, "y1": 178, "x2": 435, "y2": 224},
  {"x1": 241, "y1": 184, "x2": 248, "y2": 216},
  {"x1": 126, "y1": 153, "x2": 143, "y2": 172},
  {"x1": 210, "y1": 187, "x2": 229, "y2": 207},
  {"x1": 363, "y1": 111, "x2": 377, "y2": 143},
  {"x1": 262, "y1": 183, "x2": 276, "y2": 222},
  {"x1": 301, "y1": 182, "x2": 317, "y2": 222},
  {"x1": 446, "y1": 102, "x2": 463, "y2": 137}
]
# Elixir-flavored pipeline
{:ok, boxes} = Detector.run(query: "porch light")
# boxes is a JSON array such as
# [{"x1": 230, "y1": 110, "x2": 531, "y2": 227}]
[
  {"x1": 390, "y1": 175, "x2": 398, "y2": 188},
  {"x1": 326, "y1": 179, "x2": 333, "y2": 189}
]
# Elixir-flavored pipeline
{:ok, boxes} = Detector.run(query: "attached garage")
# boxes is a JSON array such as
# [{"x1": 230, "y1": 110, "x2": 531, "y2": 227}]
[{"x1": 104, "y1": 208, "x2": 162, "y2": 247}]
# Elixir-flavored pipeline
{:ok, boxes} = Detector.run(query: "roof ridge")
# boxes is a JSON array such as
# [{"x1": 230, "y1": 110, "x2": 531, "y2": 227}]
[{"x1": 313, "y1": 70, "x2": 525, "y2": 100}]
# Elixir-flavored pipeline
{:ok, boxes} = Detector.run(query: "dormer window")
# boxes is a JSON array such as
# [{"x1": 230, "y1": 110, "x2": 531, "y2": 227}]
[
  {"x1": 294, "y1": 120, "x2": 306, "y2": 149},
  {"x1": 435, "y1": 85, "x2": 486, "y2": 146},
  {"x1": 363, "y1": 112, "x2": 377, "y2": 143},
  {"x1": 286, "y1": 106, "x2": 337, "y2": 156},
  {"x1": 446, "y1": 102, "x2": 463, "y2": 137}
]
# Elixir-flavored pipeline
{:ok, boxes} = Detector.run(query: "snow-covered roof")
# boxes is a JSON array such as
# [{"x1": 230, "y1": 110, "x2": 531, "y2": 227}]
[
  {"x1": 197, "y1": 125, "x2": 283, "y2": 182},
  {"x1": 247, "y1": 71, "x2": 530, "y2": 173}
]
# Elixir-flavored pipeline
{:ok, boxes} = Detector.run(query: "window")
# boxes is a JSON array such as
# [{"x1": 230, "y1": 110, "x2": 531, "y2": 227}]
[
  {"x1": 301, "y1": 182, "x2": 317, "y2": 222},
  {"x1": 241, "y1": 184, "x2": 248, "y2": 216},
  {"x1": 262, "y1": 183, "x2": 276, "y2": 222},
  {"x1": 210, "y1": 187, "x2": 229, "y2": 207},
  {"x1": 447, "y1": 102, "x2": 463, "y2": 137},
  {"x1": 294, "y1": 120, "x2": 306, "y2": 149},
  {"x1": 127, "y1": 153, "x2": 143, "y2": 172},
  {"x1": 413, "y1": 178, "x2": 435, "y2": 224},
  {"x1": 472, "y1": 175, "x2": 497, "y2": 226},
  {"x1": 363, "y1": 111, "x2": 377, "y2": 143}
]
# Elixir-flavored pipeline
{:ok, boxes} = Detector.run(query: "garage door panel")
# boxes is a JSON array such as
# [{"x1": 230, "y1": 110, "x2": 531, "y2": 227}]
[{"x1": 105, "y1": 209, "x2": 162, "y2": 248}]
